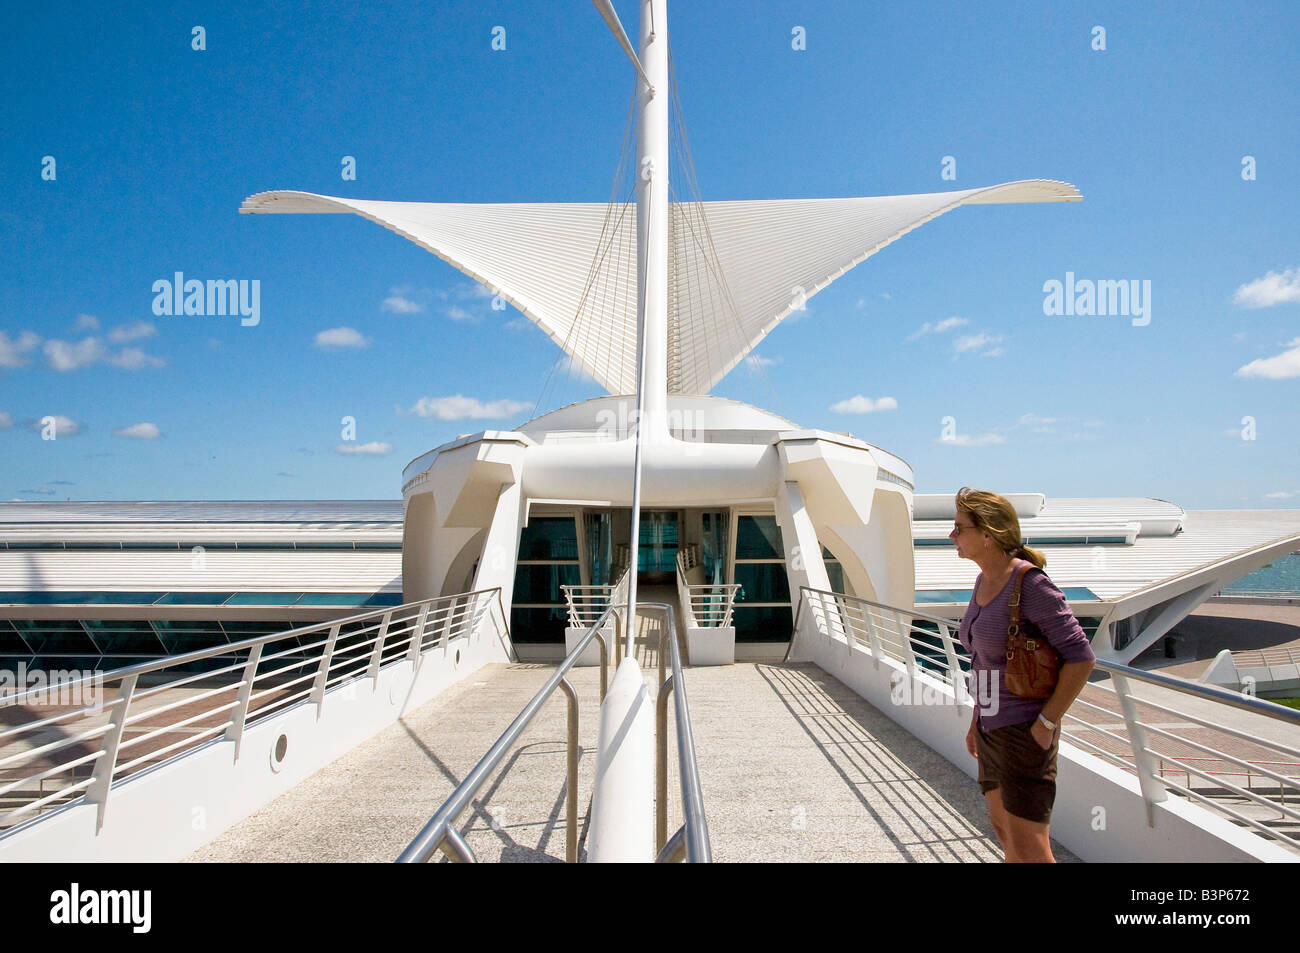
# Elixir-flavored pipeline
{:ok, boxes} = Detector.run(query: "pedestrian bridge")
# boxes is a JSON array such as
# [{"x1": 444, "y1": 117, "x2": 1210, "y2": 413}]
[{"x1": 1, "y1": 582, "x2": 1295, "y2": 863}]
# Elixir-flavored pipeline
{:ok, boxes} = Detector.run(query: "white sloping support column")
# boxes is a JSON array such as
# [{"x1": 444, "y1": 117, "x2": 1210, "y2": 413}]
[
  {"x1": 588, "y1": 656, "x2": 655, "y2": 861},
  {"x1": 470, "y1": 480, "x2": 527, "y2": 660},
  {"x1": 776, "y1": 480, "x2": 832, "y2": 662}
]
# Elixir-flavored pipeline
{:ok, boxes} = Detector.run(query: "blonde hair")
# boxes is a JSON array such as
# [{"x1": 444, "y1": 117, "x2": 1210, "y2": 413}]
[{"x1": 955, "y1": 487, "x2": 1046, "y2": 569}]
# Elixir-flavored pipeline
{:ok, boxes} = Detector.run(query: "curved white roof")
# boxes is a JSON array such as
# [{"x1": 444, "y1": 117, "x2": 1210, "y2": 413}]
[{"x1": 241, "y1": 179, "x2": 1080, "y2": 396}]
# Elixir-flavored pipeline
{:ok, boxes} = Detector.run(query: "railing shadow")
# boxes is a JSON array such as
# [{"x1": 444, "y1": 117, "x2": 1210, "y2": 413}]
[{"x1": 754, "y1": 662, "x2": 1012, "y2": 863}]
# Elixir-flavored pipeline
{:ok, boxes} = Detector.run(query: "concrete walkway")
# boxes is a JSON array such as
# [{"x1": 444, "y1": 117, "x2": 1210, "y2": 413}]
[{"x1": 188, "y1": 652, "x2": 1079, "y2": 862}]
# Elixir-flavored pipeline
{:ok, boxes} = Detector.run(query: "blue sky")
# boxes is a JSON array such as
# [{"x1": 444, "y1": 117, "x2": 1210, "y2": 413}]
[{"x1": 1, "y1": 1, "x2": 1298, "y2": 508}]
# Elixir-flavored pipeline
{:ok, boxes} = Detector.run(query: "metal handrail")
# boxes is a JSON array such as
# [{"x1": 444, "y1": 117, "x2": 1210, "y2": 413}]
[
  {"x1": 648, "y1": 600, "x2": 712, "y2": 863},
  {"x1": 0, "y1": 587, "x2": 510, "y2": 831},
  {"x1": 0, "y1": 588, "x2": 509, "y2": 706},
  {"x1": 395, "y1": 607, "x2": 612, "y2": 864},
  {"x1": 674, "y1": 560, "x2": 738, "y2": 629},
  {"x1": 1094, "y1": 658, "x2": 1300, "y2": 726},
  {"x1": 789, "y1": 584, "x2": 1300, "y2": 850}
]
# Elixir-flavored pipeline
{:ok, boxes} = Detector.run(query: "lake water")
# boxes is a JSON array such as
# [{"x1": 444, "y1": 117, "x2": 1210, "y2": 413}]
[{"x1": 1223, "y1": 552, "x2": 1300, "y2": 595}]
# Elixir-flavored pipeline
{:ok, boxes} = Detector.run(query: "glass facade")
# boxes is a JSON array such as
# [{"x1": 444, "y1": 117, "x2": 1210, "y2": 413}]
[
  {"x1": 0, "y1": 617, "x2": 318, "y2": 672},
  {"x1": 637, "y1": 511, "x2": 679, "y2": 574},
  {"x1": 733, "y1": 515, "x2": 793, "y2": 642},
  {"x1": 511, "y1": 516, "x2": 580, "y2": 644}
]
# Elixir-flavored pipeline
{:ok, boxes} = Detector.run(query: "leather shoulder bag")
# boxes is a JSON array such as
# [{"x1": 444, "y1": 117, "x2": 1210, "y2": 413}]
[{"x1": 1005, "y1": 562, "x2": 1062, "y2": 699}]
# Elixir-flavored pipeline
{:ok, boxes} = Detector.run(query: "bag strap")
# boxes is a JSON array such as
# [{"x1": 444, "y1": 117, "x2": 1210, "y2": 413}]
[{"x1": 1007, "y1": 560, "x2": 1035, "y2": 638}]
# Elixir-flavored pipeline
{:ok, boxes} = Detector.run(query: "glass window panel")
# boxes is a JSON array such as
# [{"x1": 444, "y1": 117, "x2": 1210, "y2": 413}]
[
  {"x1": 150, "y1": 619, "x2": 227, "y2": 654},
  {"x1": 0, "y1": 619, "x2": 33, "y2": 655},
  {"x1": 29, "y1": 656, "x2": 103, "y2": 671},
  {"x1": 701, "y1": 511, "x2": 728, "y2": 585},
  {"x1": 0, "y1": 591, "x2": 99, "y2": 605},
  {"x1": 220, "y1": 621, "x2": 288, "y2": 637},
  {"x1": 88, "y1": 592, "x2": 169, "y2": 605},
  {"x1": 826, "y1": 561, "x2": 845, "y2": 595},
  {"x1": 637, "y1": 511, "x2": 679, "y2": 572},
  {"x1": 513, "y1": 564, "x2": 581, "y2": 604},
  {"x1": 11, "y1": 620, "x2": 98, "y2": 655},
  {"x1": 361, "y1": 592, "x2": 403, "y2": 606},
  {"x1": 81, "y1": 619, "x2": 167, "y2": 656},
  {"x1": 155, "y1": 592, "x2": 236, "y2": 606},
  {"x1": 518, "y1": 517, "x2": 579, "y2": 561},
  {"x1": 510, "y1": 606, "x2": 568, "y2": 644},
  {"x1": 732, "y1": 605, "x2": 794, "y2": 642},
  {"x1": 354, "y1": 541, "x2": 402, "y2": 550},
  {"x1": 225, "y1": 592, "x2": 304, "y2": 606},
  {"x1": 733, "y1": 563, "x2": 790, "y2": 604},
  {"x1": 294, "y1": 592, "x2": 371, "y2": 606},
  {"x1": 735, "y1": 516, "x2": 783, "y2": 560}
]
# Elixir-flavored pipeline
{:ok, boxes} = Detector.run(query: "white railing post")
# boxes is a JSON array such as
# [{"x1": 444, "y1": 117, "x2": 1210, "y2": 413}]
[
  {"x1": 367, "y1": 610, "x2": 393, "y2": 681},
  {"x1": 441, "y1": 595, "x2": 464, "y2": 650},
  {"x1": 936, "y1": 622, "x2": 967, "y2": 716},
  {"x1": 407, "y1": 601, "x2": 433, "y2": 665},
  {"x1": 310, "y1": 624, "x2": 341, "y2": 714},
  {"x1": 85, "y1": 673, "x2": 138, "y2": 832},
  {"x1": 225, "y1": 642, "x2": 264, "y2": 757},
  {"x1": 1112, "y1": 672, "x2": 1169, "y2": 824},
  {"x1": 863, "y1": 605, "x2": 883, "y2": 662}
]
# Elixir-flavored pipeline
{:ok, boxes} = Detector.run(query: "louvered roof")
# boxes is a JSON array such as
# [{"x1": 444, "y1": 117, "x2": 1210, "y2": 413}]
[{"x1": 241, "y1": 179, "x2": 1080, "y2": 395}]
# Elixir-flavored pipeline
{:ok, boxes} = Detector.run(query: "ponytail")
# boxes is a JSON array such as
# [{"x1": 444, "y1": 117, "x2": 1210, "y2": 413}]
[{"x1": 1016, "y1": 542, "x2": 1046, "y2": 569}]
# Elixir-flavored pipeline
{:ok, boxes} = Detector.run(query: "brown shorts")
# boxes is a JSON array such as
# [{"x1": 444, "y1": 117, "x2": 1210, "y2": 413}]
[{"x1": 976, "y1": 720, "x2": 1059, "y2": 823}]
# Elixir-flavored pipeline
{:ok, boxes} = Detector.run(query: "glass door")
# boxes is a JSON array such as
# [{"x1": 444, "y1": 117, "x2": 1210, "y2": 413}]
[{"x1": 637, "y1": 510, "x2": 680, "y2": 579}]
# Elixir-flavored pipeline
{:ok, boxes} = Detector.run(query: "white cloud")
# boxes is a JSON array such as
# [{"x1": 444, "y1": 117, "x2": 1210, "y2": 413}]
[
  {"x1": 1235, "y1": 338, "x2": 1300, "y2": 379},
  {"x1": 44, "y1": 337, "x2": 105, "y2": 371},
  {"x1": 44, "y1": 336, "x2": 163, "y2": 371},
  {"x1": 445, "y1": 306, "x2": 474, "y2": 322},
  {"x1": 334, "y1": 441, "x2": 393, "y2": 455},
  {"x1": 382, "y1": 294, "x2": 426, "y2": 314},
  {"x1": 1016, "y1": 413, "x2": 1057, "y2": 432},
  {"x1": 0, "y1": 411, "x2": 12, "y2": 428},
  {"x1": 1233, "y1": 267, "x2": 1300, "y2": 309},
  {"x1": 107, "y1": 320, "x2": 157, "y2": 344},
  {"x1": 952, "y1": 332, "x2": 1003, "y2": 357},
  {"x1": 1265, "y1": 491, "x2": 1295, "y2": 500},
  {"x1": 28, "y1": 415, "x2": 84, "y2": 437},
  {"x1": 829, "y1": 395, "x2": 898, "y2": 414},
  {"x1": 940, "y1": 432, "x2": 1005, "y2": 447},
  {"x1": 314, "y1": 326, "x2": 370, "y2": 349},
  {"x1": 745, "y1": 354, "x2": 781, "y2": 369},
  {"x1": 407, "y1": 395, "x2": 531, "y2": 421},
  {"x1": 107, "y1": 347, "x2": 165, "y2": 370},
  {"x1": 980, "y1": 346, "x2": 1005, "y2": 358},
  {"x1": 75, "y1": 314, "x2": 100, "y2": 331},
  {"x1": 0, "y1": 330, "x2": 42, "y2": 368},
  {"x1": 112, "y1": 422, "x2": 162, "y2": 439},
  {"x1": 906, "y1": 316, "x2": 967, "y2": 341}
]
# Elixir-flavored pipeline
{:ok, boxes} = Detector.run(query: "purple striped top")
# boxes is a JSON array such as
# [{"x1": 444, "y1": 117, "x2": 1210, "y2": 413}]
[{"x1": 957, "y1": 561, "x2": 1096, "y2": 729}]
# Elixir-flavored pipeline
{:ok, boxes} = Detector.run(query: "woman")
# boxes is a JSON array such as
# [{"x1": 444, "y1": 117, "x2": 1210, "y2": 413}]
[{"x1": 951, "y1": 487, "x2": 1096, "y2": 863}]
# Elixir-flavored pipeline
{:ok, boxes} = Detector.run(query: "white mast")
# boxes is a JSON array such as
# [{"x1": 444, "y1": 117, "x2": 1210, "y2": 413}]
[{"x1": 624, "y1": 0, "x2": 669, "y2": 657}]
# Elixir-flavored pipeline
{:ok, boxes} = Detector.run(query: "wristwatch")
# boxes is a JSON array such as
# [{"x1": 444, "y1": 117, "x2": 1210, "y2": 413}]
[{"x1": 1037, "y1": 712, "x2": 1057, "y2": 731}]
